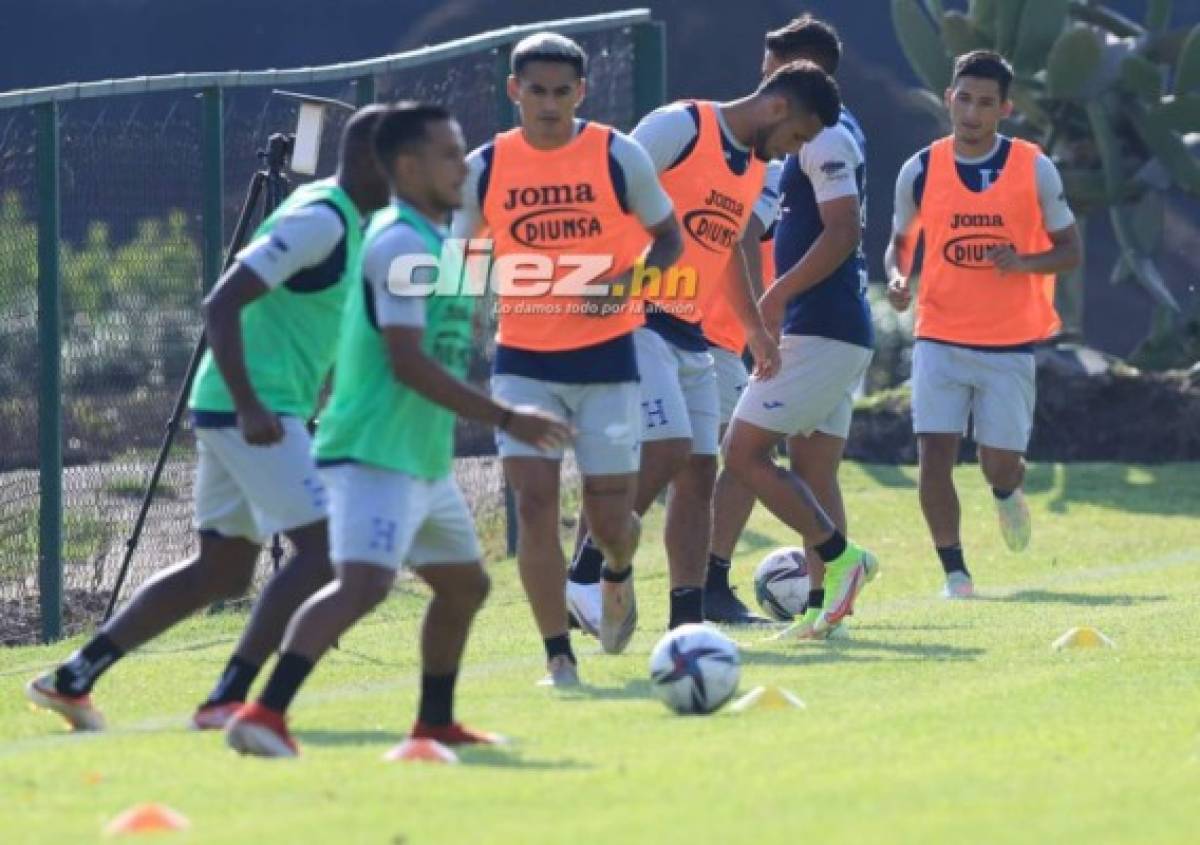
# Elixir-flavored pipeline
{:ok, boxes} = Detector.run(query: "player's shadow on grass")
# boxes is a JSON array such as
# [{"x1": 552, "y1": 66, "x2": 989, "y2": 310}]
[
  {"x1": 742, "y1": 638, "x2": 984, "y2": 666},
  {"x1": 296, "y1": 729, "x2": 409, "y2": 747},
  {"x1": 561, "y1": 678, "x2": 655, "y2": 702},
  {"x1": 979, "y1": 590, "x2": 1168, "y2": 606},
  {"x1": 457, "y1": 748, "x2": 593, "y2": 771},
  {"x1": 858, "y1": 463, "x2": 917, "y2": 489},
  {"x1": 736, "y1": 528, "x2": 782, "y2": 555}
]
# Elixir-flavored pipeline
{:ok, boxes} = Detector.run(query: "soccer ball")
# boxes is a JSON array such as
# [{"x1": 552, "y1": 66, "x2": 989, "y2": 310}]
[
  {"x1": 753, "y1": 547, "x2": 810, "y2": 621},
  {"x1": 648, "y1": 624, "x2": 741, "y2": 715}
]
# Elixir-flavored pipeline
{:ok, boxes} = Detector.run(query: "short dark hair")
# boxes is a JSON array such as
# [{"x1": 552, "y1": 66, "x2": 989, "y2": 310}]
[
  {"x1": 372, "y1": 101, "x2": 453, "y2": 166},
  {"x1": 339, "y1": 103, "x2": 389, "y2": 163},
  {"x1": 952, "y1": 50, "x2": 1014, "y2": 100},
  {"x1": 757, "y1": 60, "x2": 841, "y2": 127},
  {"x1": 765, "y1": 15, "x2": 842, "y2": 75},
  {"x1": 511, "y1": 32, "x2": 588, "y2": 78}
]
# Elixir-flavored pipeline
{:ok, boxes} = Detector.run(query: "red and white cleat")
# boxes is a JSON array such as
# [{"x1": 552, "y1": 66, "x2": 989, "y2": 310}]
[
  {"x1": 25, "y1": 673, "x2": 106, "y2": 731},
  {"x1": 225, "y1": 703, "x2": 298, "y2": 758},
  {"x1": 409, "y1": 720, "x2": 507, "y2": 746},
  {"x1": 191, "y1": 701, "x2": 242, "y2": 731}
]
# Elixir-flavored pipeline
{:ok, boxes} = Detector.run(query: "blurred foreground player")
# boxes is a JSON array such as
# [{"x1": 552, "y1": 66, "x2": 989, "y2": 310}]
[
  {"x1": 26, "y1": 105, "x2": 391, "y2": 730},
  {"x1": 225, "y1": 102, "x2": 570, "y2": 757}
]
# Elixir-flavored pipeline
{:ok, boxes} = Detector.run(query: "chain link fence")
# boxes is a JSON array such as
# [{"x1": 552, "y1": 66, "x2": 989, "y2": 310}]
[{"x1": 0, "y1": 11, "x2": 663, "y2": 643}]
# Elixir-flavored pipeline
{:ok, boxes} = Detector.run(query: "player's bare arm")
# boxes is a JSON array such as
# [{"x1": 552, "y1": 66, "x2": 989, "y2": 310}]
[
  {"x1": 988, "y1": 223, "x2": 1081, "y2": 276},
  {"x1": 723, "y1": 229, "x2": 781, "y2": 380},
  {"x1": 739, "y1": 215, "x2": 768, "y2": 300},
  {"x1": 202, "y1": 265, "x2": 284, "y2": 445},
  {"x1": 383, "y1": 325, "x2": 571, "y2": 450},
  {"x1": 583, "y1": 211, "x2": 683, "y2": 314},
  {"x1": 760, "y1": 193, "x2": 861, "y2": 328},
  {"x1": 884, "y1": 232, "x2": 914, "y2": 312}
]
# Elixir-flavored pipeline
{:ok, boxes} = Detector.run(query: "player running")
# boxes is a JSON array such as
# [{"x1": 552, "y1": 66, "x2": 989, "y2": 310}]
[
  {"x1": 570, "y1": 61, "x2": 841, "y2": 634},
  {"x1": 225, "y1": 102, "x2": 570, "y2": 757},
  {"x1": 885, "y1": 51, "x2": 1080, "y2": 598},
  {"x1": 723, "y1": 16, "x2": 879, "y2": 641},
  {"x1": 452, "y1": 33, "x2": 683, "y2": 685},
  {"x1": 26, "y1": 106, "x2": 391, "y2": 730}
]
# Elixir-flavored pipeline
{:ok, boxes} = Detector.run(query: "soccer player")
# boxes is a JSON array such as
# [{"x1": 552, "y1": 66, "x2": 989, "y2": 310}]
[
  {"x1": 25, "y1": 105, "x2": 392, "y2": 730},
  {"x1": 225, "y1": 102, "x2": 571, "y2": 757},
  {"x1": 570, "y1": 61, "x2": 841, "y2": 633},
  {"x1": 723, "y1": 16, "x2": 879, "y2": 641},
  {"x1": 885, "y1": 51, "x2": 1080, "y2": 598},
  {"x1": 452, "y1": 33, "x2": 683, "y2": 684},
  {"x1": 706, "y1": 16, "x2": 852, "y2": 624}
]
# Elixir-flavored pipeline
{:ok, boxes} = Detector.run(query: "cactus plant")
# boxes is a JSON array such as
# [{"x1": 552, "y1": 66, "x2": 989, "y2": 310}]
[{"x1": 891, "y1": 0, "x2": 1200, "y2": 357}]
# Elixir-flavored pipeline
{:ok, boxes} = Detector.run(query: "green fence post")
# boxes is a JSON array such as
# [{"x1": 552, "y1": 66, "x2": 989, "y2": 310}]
[
  {"x1": 355, "y1": 75, "x2": 376, "y2": 106},
  {"x1": 632, "y1": 21, "x2": 667, "y2": 122},
  {"x1": 36, "y1": 101, "x2": 63, "y2": 643},
  {"x1": 495, "y1": 44, "x2": 515, "y2": 130},
  {"x1": 201, "y1": 87, "x2": 224, "y2": 293}
]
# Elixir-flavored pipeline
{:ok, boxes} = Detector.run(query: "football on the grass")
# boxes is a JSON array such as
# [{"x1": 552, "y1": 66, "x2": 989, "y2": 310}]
[
  {"x1": 753, "y1": 547, "x2": 810, "y2": 621},
  {"x1": 648, "y1": 624, "x2": 740, "y2": 715}
]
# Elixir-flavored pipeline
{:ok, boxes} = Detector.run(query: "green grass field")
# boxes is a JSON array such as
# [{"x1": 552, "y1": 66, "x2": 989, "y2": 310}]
[{"x1": 2, "y1": 462, "x2": 1198, "y2": 844}]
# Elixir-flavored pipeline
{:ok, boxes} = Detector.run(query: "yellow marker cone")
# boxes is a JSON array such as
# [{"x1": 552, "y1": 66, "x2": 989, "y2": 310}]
[
  {"x1": 103, "y1": 803, "x2": 190, "y2": 836},
  {"x1": 382, "y1": 738, "x2": 459, "y2": 764},
  {"x1": 730, "y1": 685, "x2": 807, "y2": 713},
  {"x1": 1052, "y1": 626, "x2": 1116, "y2": 651}
]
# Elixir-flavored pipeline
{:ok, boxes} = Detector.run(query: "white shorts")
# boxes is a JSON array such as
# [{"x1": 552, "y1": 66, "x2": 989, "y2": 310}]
[
  {"x1": 193, "y1": 416, "x2": 327, "y2": 544},
  {"x1": 711, "y1": 346, "x2": 750, "y2": 428},
  {"x1": 733, "y1": 335, "x2": 873, "y2": 439},
  {"x1": 912, "y1": 340, "x2": 1035, "y2": 452},
  {"x1": 492, "y1": 375, "x2": 640, "y2": 475},
  {"x1": 322, "y1": 463, "x2": 481, "y2": 570},
  {"x1": 634, "y1": 328, "x2": 720, "y2": 455}
]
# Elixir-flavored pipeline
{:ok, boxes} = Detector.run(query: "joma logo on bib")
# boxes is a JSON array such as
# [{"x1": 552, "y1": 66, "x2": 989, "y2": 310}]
[
  {"x1": 950, "y1": 213, "x2": 1004, "y2": 229},
  {"x1": 943, "y1": 234, "x2": 1011, "y2": 269}
]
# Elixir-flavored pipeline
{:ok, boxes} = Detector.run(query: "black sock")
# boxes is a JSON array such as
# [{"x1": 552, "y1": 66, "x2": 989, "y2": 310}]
[
  {"x1": 807, "y1": 588, "x2": 825, "y2": 611},
  {"x1": 813, "y1": 531, "x2": 848, "y2": 565},
  {"x1": 417, "y1": 671, "x2": 458, "y2": 727},
  {"x1": 705, "y1": 554, "x2": 731, "y2": 590},
  {"x1": 937, "y1": 545, "x2": 969, "y2": 576},
  {"x1": 992, "y1": 487, "x2": 1014, "y2": 501},
  {"x1": 601, "y1": 564, "x2": 632, "y2": 583},
  {"x1": 569, "y1": 537, "x2": 605, "y2": 585},
  {"x1": 204, "y1": 655, "x2": 261, "y2": 707},
  {"x1": 257, "y1": 652, "x2": 315, "y2": 714},
  {"x1": 668, "y1": 587, "x2": 704, "y2": 629},
  {"x1": 54, "y1": 634, "x2": 124, "y2": 696},
  {"x1": 544, "y1": 634, "x2": 575, "y2": 664}
]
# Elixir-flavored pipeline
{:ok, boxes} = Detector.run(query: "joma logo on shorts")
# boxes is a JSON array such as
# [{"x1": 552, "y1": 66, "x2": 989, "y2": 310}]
[
  {"x1": 950, "y1": 213, "x2": 1004, "y2": 229},
  {"x1": 943, "y1": 234, "x2": 1012, "y2": 269}
]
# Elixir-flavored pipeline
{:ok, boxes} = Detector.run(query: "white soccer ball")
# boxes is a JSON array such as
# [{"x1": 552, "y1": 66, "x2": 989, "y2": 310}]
[
  {"x1": 648, "y1": 624, "x2": 741, "y2": 715},
  {"x1": 753, "y1": 547, "x2": 810, "y2": 621}
]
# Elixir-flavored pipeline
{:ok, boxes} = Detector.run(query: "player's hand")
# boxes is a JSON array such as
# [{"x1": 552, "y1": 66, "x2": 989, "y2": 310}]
[
  {"x1": 987, "y1": 245, "x2": 1027, "y2": 274},
  {"x1": 238, "y1": 401, "x2": 285, "y2": 446},
  {"x1": 746, "y1": 327, "x2": 781, "y2": 381},
  {"x1": 886, "y1": 276, "x2": 912, "y2": 312},
  {"x1": 504, "y1": 407, "x2": 573, "y2": 451}
]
